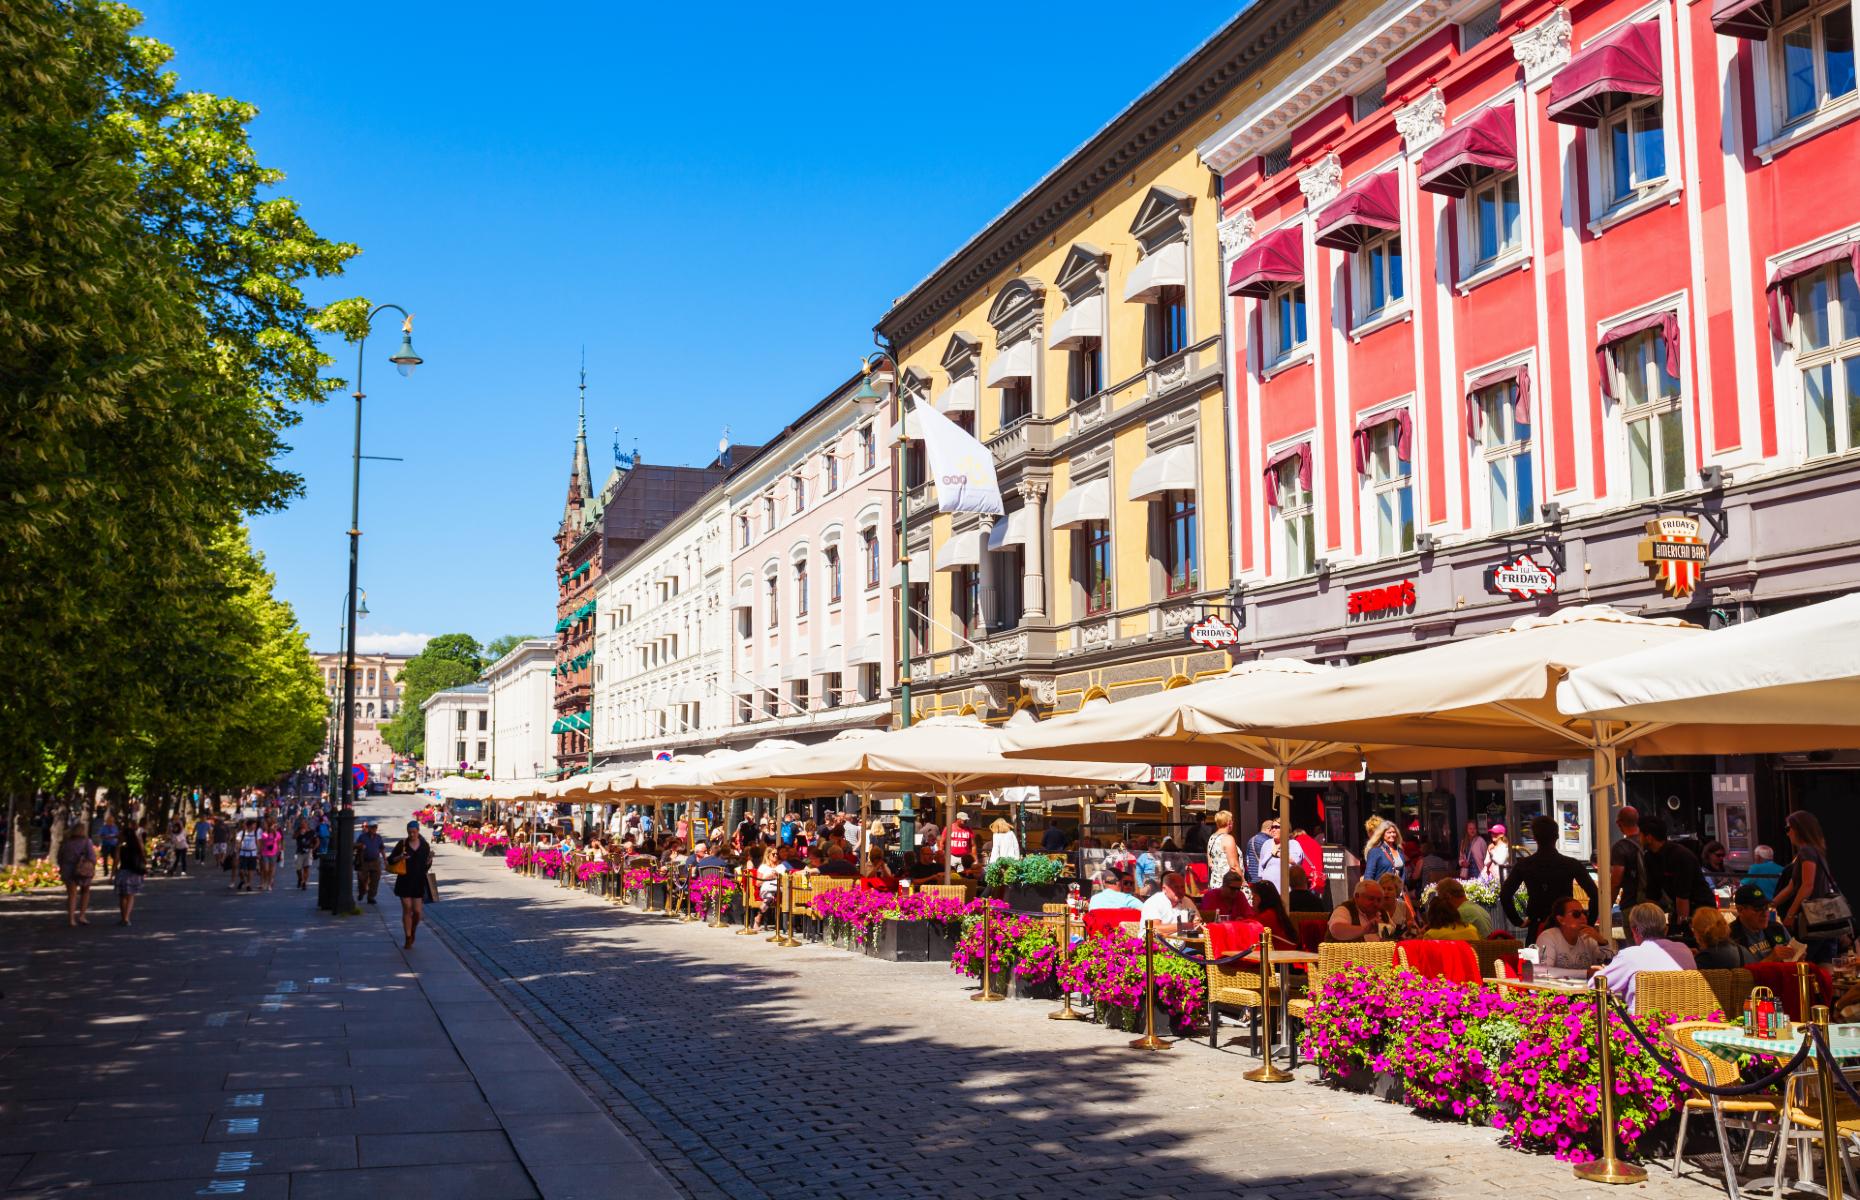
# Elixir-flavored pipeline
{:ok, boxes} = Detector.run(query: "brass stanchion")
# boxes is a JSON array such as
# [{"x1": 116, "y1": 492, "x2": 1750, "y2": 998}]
[
  {"x1": 1797, "y1": 962, "x2": 1815, "y2": 1032},
  {"x1": 735, "y1": 869, "x2": 757, "y2": 935},
  {"x1": 774, "y1": 873, "x2": 800, "y2": 947},
  {"x1": 1048, "y1": 904, "x2": 1086, "y2": 1021},
  {"x1": 1572, "y1": 975, "x2": 1647, "y2": 1184},
  {"x1": 767, "y1": 871, "x2": 788, "y2": 943},
  {"x1": 971, "y1": 902, "x2": 1004, "y2": 1002},
  {"x1": 1243, "y1": 932, "x2": 1289, "y2": 1080},
  {"x1": 707, "y1": 873, "x2": 727, "y2": 928},
  {"x1": 1813, "y1": 1005, "x2": 1845, "y2": 1200},
  {"x1": 1128, "y1": 920, "x2": 1169, "y2": 1050}
]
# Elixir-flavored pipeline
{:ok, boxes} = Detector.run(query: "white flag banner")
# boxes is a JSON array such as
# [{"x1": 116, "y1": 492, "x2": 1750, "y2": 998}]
[{"x1": 913, "y1": 400, "x2": 1003, "y2": 516}]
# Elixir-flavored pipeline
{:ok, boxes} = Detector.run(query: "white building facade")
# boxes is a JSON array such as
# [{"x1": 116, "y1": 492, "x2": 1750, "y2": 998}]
[
  {"x1": 421, "y1": 683, "x2": 491, "y2": 776},
  {"x1": 485, "y1": 638, "x2": 556, "y2": 780},
  {"x1": 590, "y1": 487, "x2": 731, "y2": 763}
]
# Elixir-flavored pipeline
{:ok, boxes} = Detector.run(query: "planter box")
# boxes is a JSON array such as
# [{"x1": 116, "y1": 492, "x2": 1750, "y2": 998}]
[
  {"x1": 645, "y1": 883, "x2": 667, "y2": 911},
  {"x1": 481, "y1": 847, "x2": 504, "y2": 858},
  {"x1": 1004, "y1": 883, "x2": 1067, "y2": 913},
  {"x1": 1006, "y1": 974, "x2": 1059, "y2": 1002},
  {"x1": 873, "y1": 918, "x2": 955, "y2": 963},
  {"x1": 1332, "y1": 1066, "x2": 1405, "y2": 1102}
]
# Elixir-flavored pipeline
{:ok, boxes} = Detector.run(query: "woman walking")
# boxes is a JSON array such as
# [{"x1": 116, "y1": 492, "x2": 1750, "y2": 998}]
[
  {"x1": 388, "y1": 820, "x2": 434, "y2": 950},
  {"x1": 57, "y1": 823, "x2": 98, "y2": 927},
  {"x1": 257, "y1": 818, "x2": 282, "y2": 891},
  {"x1": 115, "y1": 824, "x2": 147, "y2": 926}
]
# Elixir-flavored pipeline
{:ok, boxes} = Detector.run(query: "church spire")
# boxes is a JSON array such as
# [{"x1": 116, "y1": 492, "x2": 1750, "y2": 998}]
[{"x1": 562, "y1": 351, "x2": 594, "y2": 530}]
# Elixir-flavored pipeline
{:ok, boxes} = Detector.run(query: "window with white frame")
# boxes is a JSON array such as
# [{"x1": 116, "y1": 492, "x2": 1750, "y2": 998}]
[
  {"x1": 1597, "y1": 93, "x2": 1667, "y2": 212},
  {"x1": 859, "y1": 425, "x2": 877, "y2": 471},
  {"x1": 1774, "y1": 0, "x2": 1857, "y2": 129},
  {"x1": 1362, "y1": 422, "x2": 1414, "y2": 557},
  {"x1": 1611, "y1": 328, "x2": 1687, "y2": 499},
  {"x1": 1475, "y1": 380, "x2": 1536, "y2": 532},
  {"x1": 824, "y1": 452, "x2": 840, "y2": 493},
  {"x1": 791, "y1": 472, "x2": 806, "y2": 512},
  {"x1": 1068, "y1": 339, "x2": 1104, "y2": 403},
  {"x1": 861, "y1": 527, "x2": 880, "y2": 589},
  {"x1": 1268, "y1": 283, "x2": 1308, "y2": 361},
  {"x1": 822, "y1": 671, "x2": 843, "y2": 709},
  {"x1": 859, "y1": 663, "x2": 881, "y2": 701},
  {"x1": 1357, "y1": 232, "x2": 1404, "y2": 322},
  {"x1": 951, "y1": 566, "x2": 980, "y2": 639},
  {"x1": 1797, "y1": 262, "x2": 1860, "y2": 457},
  {"x1": 825, "y1": 544, "x2": 842, "y2": 603},
  {"x1": 794, "y1": 558, "x2": 809, "y2": 618},
  {"x1": 762, "y1": 496, "x2": 776, "y2": 531},
  {"x1": 790, "y1": 678, "x2": 810, "y2": 712},
  {"x1": 1467, "y1": 173, "x2": 1522, "y2": 270},
  {"x1": 1077, "y1": 520, "x2": 1112, "y2": 615},
  {"x1": 764, "y1": 573, "x2": 778, "y2": 628},
  {"x1": 1273, "y1": 457, "x2": 1316, "y2": 578}
]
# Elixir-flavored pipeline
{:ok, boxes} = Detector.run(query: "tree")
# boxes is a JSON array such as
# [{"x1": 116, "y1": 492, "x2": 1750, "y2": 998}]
[
  {"x1": 380, "y1": 634, "x2": 483, "y2": 761},
  {"x1": 483, "y1": 634, "x2": 536, "y2": 666}
]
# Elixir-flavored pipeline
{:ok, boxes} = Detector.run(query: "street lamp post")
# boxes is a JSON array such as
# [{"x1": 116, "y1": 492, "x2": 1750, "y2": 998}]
[
  {"x1": 851, "y1": 344, "x2": 915, "y2": 854},
  {"x1": 333, "y1": 307, "x2": 422, "y2": 917},
  {"x1": 327, "y1": 591, "x2": 368, "y2": 801}
]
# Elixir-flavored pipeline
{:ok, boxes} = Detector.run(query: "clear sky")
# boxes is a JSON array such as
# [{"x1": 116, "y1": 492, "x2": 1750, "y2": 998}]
[{"x1": 135, "y1": 0, "x2": 1239, "y2": 656}]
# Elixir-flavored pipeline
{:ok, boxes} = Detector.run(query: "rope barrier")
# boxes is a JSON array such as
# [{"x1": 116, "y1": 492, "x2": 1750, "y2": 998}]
[
  {"x1": 1613, "y1": 1002, "x2": 1813, "y2": 1097},
  {"x1": 1154, "y1": 935, "x2": 1261, "y2": 970},
  {"x1": 1808, "y1": 1024, "x2": 1860, "y2": 1110}
]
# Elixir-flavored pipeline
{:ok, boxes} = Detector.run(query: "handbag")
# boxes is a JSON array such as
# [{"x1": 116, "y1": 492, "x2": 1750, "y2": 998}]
[
  {"x1": 1798, "y1": 892, "x2": 1853, "y2": 940},
  {"x1": 423, "y1": 873, "x2": 438, "y2": 903},
  {"x1": 388, "y1": 858, "x2": 407, "y2": 876}
]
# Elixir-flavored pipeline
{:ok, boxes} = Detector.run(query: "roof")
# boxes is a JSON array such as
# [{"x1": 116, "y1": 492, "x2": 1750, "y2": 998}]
[{"x1": 421, "y1": 682, "x2": 490, "y2": 712}]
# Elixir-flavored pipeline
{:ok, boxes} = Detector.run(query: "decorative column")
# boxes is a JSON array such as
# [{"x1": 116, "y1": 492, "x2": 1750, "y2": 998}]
[
  {"x1": 1021, "y1": 481, "x2": 1047, "y2": 620},
  {"x1": 974, "y1": 519, "x2": 996, "y2": 637}
]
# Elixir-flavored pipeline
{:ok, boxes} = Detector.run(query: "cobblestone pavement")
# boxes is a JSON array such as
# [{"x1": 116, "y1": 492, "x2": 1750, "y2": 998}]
[{"x1": 423, "y1": 840, "x2": 1731, "y2": 1200}]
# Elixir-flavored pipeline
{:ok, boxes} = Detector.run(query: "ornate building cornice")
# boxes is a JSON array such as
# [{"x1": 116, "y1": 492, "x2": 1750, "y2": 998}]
[
  {"x1": 1298, "y1": 153, "x2": 1344, "y2": 207},
  {"x1": 1395, "y1": 86, "x2": 1447, "y2": 153},
  {"x1": 1217, "y1": 209, "x2": 1257, "y2": 258},
  {"x1": 1511, "y1": 7, "x2": 1573, "y2": 85}
]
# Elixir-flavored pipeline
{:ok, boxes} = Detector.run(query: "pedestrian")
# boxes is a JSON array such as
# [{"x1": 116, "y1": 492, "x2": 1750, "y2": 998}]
[
  {"x1": 167, "y1": 822, "x2": 188, "y2": 876},
  {"x1": 97, "y1": 814, "x2": 120, "y2": 877},
  {"x1": 193, "y1": 814, "x2": 210, "y2": 865},
  {"x1": 1501, "y1": 815, "x2": 1600, "y2": 942},
  {"x1": 234, "y1": 818, "x2": 260, "y2": 891},
  {"x1": 57, "y1": 822, "x2": 98, "y2": 927},
  {"x1": 1363, "y1": 817, "x2": 1405, "y2": 883},
  {"x1": 387, "y1": 820, "x2": 434, "y2": 950},
  {"x1": 354, "y1": 820, "x2": 386, "y2": 905},
  {"x1": 987, "y1": 817, "x2": 1021, "y2": 865},
  {"x1": 1772, "y1": 809, "x2": 1846, "y2": 963},
  {"x1": 1205, "y1": 810, "x2": 1241, "y2": 890},
  {"x1": 1460, "y1": 819, "x2": 1488, "y2": 881},
  {"x1": 212, "y1": 814, "x2": 230, "y2": 872},
  {"x1": 257, "y1": 818, "x2": 282, "y2": 891},
  {"x1": 295, "y1": 817, "x2": 319, "y2": 890},
  {"x1": 115, "y1": 824, "x2": 147, "y2": 926}
]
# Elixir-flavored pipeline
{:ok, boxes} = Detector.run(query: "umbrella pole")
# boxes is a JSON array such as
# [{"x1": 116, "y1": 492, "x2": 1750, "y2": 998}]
[
  {"x1": 1591, "y1": 738, "x2": 1619, "y2": 946},
  {"x1": 942, "y1": 784, "x2": 955, "y2": 886},
  {"x1": 1273, "y1": 758, "x2": 1293, "y2": 901}
]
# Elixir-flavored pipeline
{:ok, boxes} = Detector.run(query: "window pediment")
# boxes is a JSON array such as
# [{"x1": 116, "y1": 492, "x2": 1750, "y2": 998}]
[
  {"x1": 1130, "y1": 185, "x2": 1194, "y2": 252},
  {"x1": 1057, "y1": 242, "x2": 1111, "y2": 302},
  {"x1": 987, "y1": 276, "x2": 1046, "y2": 341},
  {"x1": 940, "y1": 332, "x2": 982, "y2": 378}
]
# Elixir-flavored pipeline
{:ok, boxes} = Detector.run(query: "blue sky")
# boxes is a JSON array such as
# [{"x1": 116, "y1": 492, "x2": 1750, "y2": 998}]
[{"x1": 137, "y1": 0, "x2": 1239, "y2": 655}]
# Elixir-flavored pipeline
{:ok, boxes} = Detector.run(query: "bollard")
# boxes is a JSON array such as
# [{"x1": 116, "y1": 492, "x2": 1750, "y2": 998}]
[
  {"x1": 1242, "y1": 930, "x2": 1290, "y2": 1081},
  {"x1": 970, "y1": 902, "x2": 1004, "y2": 1002},
  {"x1": 736, "y1": 869, "x2": 757, "y2": 935},
  {"x1": 1048, "y1": 904, "x2": 1086, "y2": 1021},
  {"x1": 1572, "y1": 975, "x2": 1647, "y2": 1183},
  {"x1": 1813, "y1": 1005, "x2": 1845, "y2": 1200},
  {"x1": 1797, "y1": 962, "x2": 1815, "y2": 1032},
  {"x1": 1127, "y1": 920, "x2": 1170, "y2": 1050}
]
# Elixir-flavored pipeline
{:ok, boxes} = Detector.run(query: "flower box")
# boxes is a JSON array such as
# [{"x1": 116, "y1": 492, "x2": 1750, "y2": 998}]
[
  {"x1": 645, "y1": 882, "x2": 667, "y2": 911},
  {"x1": 1006, "y1": 974, "x2": 1059, "y2": 1002},
  {"x1": 1331, "y1": 1065, "x2": 1406, "y2": 1103},
  {"x1": 874, "y1": 917, "x2": 954, "y2": 963}
]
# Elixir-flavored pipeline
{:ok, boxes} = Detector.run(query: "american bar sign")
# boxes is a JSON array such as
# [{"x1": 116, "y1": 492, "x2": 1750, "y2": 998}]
[
  {"x1": 1638, "y1": 514, "x2": 1709, "y2": 597},
  {"x1": 1346, "y1": 579, "x2": 1416, "y2": 619},
  {"x1": 1184, "y1": 614, "x2": 1242, "y2": 649},
  {"x1": 1488, "y1": 553, "x2": 1558, "y2": 599}
]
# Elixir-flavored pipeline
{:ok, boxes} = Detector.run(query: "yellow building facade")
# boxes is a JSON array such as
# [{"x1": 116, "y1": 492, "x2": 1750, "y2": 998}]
[{"x1": 878, "y1": 0, "x2": 1357, "y2": 725}]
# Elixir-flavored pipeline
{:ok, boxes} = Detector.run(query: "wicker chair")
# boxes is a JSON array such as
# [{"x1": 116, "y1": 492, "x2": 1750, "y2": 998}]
[
  {"x1": 1663, "y1": 1020, "x2": 1784, "y2": 1199},
  {"x1": 915, "y1": 883, "x2": 976, "y2": 902},
  {"x1": 784, "y1": 874, "x2": 817, "y2": 939},
  {"x1": 1286, "y1": 942, "x2": 1399, "y2": 1024},
  {"x1": 1467, "y1": 937, "x2": 1522, "y2": 979},
  {"x1": 1634, "y1": 970, "x2": 1756, "y2": 1021},
  {"x1": 1203, "y1": 930, "x2": 1282, "y2": 1054}
]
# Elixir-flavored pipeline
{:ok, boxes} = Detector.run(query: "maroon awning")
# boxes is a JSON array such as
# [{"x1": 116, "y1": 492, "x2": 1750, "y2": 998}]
[
  {"x1": 1596, "y1": 311, "x2": 1680, "y2": 402},
  {"x1": 1464, "y1": 364, "x2": 1532, "y2": 436},
  {"x1": 1711, "y1": 0, "x2": 1777, "y2": 40},
  {"x1": 1766, "y1": 240, "x2": 1860, "y2": 345},
  {"x1": 1417, "y1": 104, "x2": 1517, "y2": 197},
  {"x1": 1313, "y1": 171, "x2": 1402, "y2": 251},
  {"x1": 1227, "y1": 225, "x2": 1306, "y2": 299},
  {"x1": 1351, "y1": 408, "x2": 1413, "y2": 474},
  {"x1": 1547, "y1": 21, "x2": 1665, "y2": 127},
  {"x1": 1263, "y1": 443, "x2": 1312, "y2": 508}
]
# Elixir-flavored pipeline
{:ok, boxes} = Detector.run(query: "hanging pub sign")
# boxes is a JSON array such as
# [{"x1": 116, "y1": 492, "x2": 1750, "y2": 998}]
[
  {"x1": 1346, "y1": 579, "x2": 1416, "y2": 619},
  {"x1": 1185, "y1": 613, "x2": 1242, "y2": 649},
  {"x1": 1638, "y1": 514, "x2": 1709, "y2": 597},
  {"x1": 1487, "y1": 552, "x2": 1559, "y2": 599}
]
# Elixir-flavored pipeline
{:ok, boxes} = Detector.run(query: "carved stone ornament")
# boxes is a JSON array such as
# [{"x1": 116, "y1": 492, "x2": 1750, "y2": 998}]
[
  {"x1": 1154, "y1": 357, "x2": 1190, "y2": 390},
  {"x1": 1511, "y1": 7, "x2": 1573, "y2": 84},
  {"x1": 1080, "y1": 620, "x2": 1115, "y2": 649},
  {"x1": 1159, "y1": 603, "x2": 1199, "y2": 633},
  {"x1": 1298, "y1": 153, "x2": 1344, "y2": 208},
  {"x1": 1395, "y1": 87, "x2": 1447, "y2": 153},
  {"x1": 1217, "y1": 209, "x2": 1256, "y2": 259},
  {"x1": 982, "y1": 633, "x2": 1029, "y2": 667},
  {"x1": 1020, "y1": 675, "x2": 1056, "y2": 707},
  {"x1": 981, "y1": 679, "x2": 1019, "y2": 712},
  {"x1": 1019, "y1": 479, "x2": 1048, "y2": 505}
]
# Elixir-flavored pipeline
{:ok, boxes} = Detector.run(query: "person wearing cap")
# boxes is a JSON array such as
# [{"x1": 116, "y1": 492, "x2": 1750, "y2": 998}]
[
  {"x1": 387, "y1": 820, "x2": 433, "y2": 949},
  {"x1": 353, "y1": 820, "x2": 387, "y2": 905},
  {"x1": 942, "y1": 811, "x2": 977, "y2": 872},
  {"x1": 1480, "y1": 823, "x2": 1511, "y2": 887},
  {"x1": 1087, "y1": 870, "x2": 1141, "y2": 912},
  {"x1": 1728, "y1": 884, "x2": 1801, "y2": 961}
]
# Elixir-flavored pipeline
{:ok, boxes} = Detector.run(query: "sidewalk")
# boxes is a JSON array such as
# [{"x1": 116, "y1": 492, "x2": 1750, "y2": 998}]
[{"x1": 0, "y1": 808, "x2": 681, "y2": 1200}]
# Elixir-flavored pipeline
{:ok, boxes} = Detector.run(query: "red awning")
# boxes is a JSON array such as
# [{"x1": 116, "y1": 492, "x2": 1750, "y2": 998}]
[
  {"x1": 1547, "y1": 21, "x2": 1665, "y2": 127},
  {"x1": 1711, "y1": 0, "x2": 1777, "y2": 40},
  {"x1": 1227, "y1": 225, "x2": 1306, "y2": 298},
  {"x1": 1262, "y1": 443, "x2": 1312, "y2": 508},
  {"x1": 1351, "y1": 408, "x2": 1413, "y2": 474},
  {"x1": 1417, "y1": 104, "x2": 1518, "y2": 197},
  {"x1": 1596, "y1": 310, "x2": 1680, "y2": 402},
  {"x1": 1464, "y1": 364, "x2": 1532, "y2": 436},
  {"x1": 1313, "y1": 171, "x2": 1402, "y2": 251},
  {"x1": 1766, "y1": 240, "x2": 1860, "y2": 345}
]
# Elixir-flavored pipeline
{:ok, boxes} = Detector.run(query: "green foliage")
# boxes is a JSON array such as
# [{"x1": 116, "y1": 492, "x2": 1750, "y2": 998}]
[
  {"x1": 983, "y1": 856, "x2": 1065, "y2": 888},
  {"x1": 482, "y1": 634, "x2": 534, "y2": 666},
  {"x1": 380, "y1": 634, "x2": 483, "y2": 760}
]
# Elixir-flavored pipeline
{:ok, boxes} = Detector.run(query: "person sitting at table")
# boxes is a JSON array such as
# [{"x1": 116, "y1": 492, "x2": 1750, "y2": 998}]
[
  {"x1": 858, "y1": 848, "x2": 898, "y2": 891},
  {"x1": 906, "y1": 845, "x2": 943, "y2": 882},
  {"x1": 1286, "y1": 865, "x2": 1328, "y2": 913},
  {"x1": 1377, "y1": 873, "x2": 1416, "y2": 937},
  {"x1": 1728, "y1": 884, "x2": 1802, "y2": 961},
  {"x1": 1692, "y1": 906, "x2": 1757, "y2": 969},
  {"x1": 1433, "y1": 877, "x2": 1494, "y2": 938},
  {"x1": 1087, "y1": 871, "x2": 1141, "y2": 912},
  {"x1": 1198, "y1": 872, "x2": 1255, "y2": 922},
  {"x1": 1531, "y1": 896, "x2": 1610, "y2": 974},
  {"x1": 810, "y1": 847, "x2": 857, "y2": 878},
  {"x1": 1138, "y1": 871, "x2": 1202, "y2": 937},
  {"x1": 1420, "y1": 893, "x2": 1480, "y2": 941},
  {"x1": 1600, "y1": 902, "x2": 1697, "y2": 1007},
  {"x1": 691, "y1": 841, "x2": 732, "y2": 875},
  {"x1": 1328, "y1": 881, "x2": 1387, "y2": 942},
  {"x1": 1249, "y1": 879, "x2": 1297, "y2": 947}
]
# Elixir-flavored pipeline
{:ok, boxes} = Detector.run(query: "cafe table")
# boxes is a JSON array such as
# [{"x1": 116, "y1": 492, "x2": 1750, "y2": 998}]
[
  {"x1": 1236, "y1": 947, "x2": 1319, "y2": 1067},
  {"x1": 1696, "y1": 1024, "x2": 1860, "y2": 1198}
]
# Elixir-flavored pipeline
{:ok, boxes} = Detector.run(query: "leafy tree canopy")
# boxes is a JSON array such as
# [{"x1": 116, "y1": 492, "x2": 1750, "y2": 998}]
[{"x1": 483, "y1": 634, "x2": 536, "y2": 665}]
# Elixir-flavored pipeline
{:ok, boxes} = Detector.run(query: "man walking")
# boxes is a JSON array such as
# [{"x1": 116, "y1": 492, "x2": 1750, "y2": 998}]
[
  {"x1": 1500, "y1": 815, "x2": 1600, "y2": 941},
  {"x1": 354, "y1": 820, "x2": 386, "y2": 904}
]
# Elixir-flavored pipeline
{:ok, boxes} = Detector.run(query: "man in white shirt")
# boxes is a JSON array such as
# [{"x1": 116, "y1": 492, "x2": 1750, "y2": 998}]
[
  {"x1": 1087, "y1": 871, "x2": 1142, "y2": 912},
  {"x1": 1257, "y1": 830, "x2": 1306, "y2": 888},
  {"x1": 1138, "y1": 872, "x2": 1202, "y2": 936},
  {"x1": 1600, "y1": 901, "x2": 1698, "y2": 1009}
]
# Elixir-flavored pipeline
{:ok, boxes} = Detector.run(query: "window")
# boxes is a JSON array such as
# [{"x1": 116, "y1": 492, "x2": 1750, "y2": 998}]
[
  {"x1": 738, "y1": 694, "x2": 754, "y2": 724},
  {"x1": 859, "y1": 425, "x2": 877, "y2": 471},
  {"x1": 1068, "y1": 340, "x2": 1104, "y2": 403},
  {"x1": 763, "y1": 496, "x2": 776, "y2": 530},
  {"x1": 1261, "y1": 140, "x2": 1293, "y2": 177},
  {"x1": 952, "y1": 566, "x2": 980, "y2": 639},
  {"x1": 1354, "y1": 76, "x2": 1389, "y2": 120},
  {"x1": 1357, "y1": 233, "x2": 1405, "y2": 322},
  {"x1": 1147, "y1": 286, "x2": 1189, "y2": 363},
  {"x1": 1162, "y1": 491, "x2": 1199, "y2": 596},
  {"x1": 904, "y1": 441, "x2": 926, "y2": 490},
  {"x1": 993, "y1": 547, "x2": 1024, "y2": 629},
  {"x1": 1597, "y1": 95, "x2": 1667, "y2": 211},
  {"x1": 794, "y1": 559, "x2": 809, "y2": 618},
  {"x1": 1797, "y1": 262, "x2": 1860, "y2": 457},
  {"x1": 908, "y1": 583, "x2": 930, "y2": 655},
  {"x1": 1000, "y1": 378, "x2": 1033, "y2": 426},
  {"x1": 824, "y1": 453, "x2": 840, "y2": 493},
  {"x1": 861, "y1": 528, "x2": 880, "y2": 589},
  {"x1": 737, "y1": 514, "x2": 751, "y2": 547},
  {"x1": 1363, "y1": 422, "x2": 1415, "y2": 558},
  {"x1": 764, "y1": 575, "x2": 779, "y2": 628},
  {"x1": 457, "y1": 710, "x2": 467, "y2": 731},
  {"x1": 791, "y1": 679, "x2": 810, "y2": 712},
  {"x1": 1775, "y1": 0, "x2": 1856, "y2": 128},
  {"x1": 1268, "y1": 283, "x2": 1310, "y2": 362},
  {"x1": 476, "y1": 741, "x2": 486, "y2": 762},
  {"x1": 822, "y1": 672, "x2": 843, "y2": 709},
  {"x1": 364, "y1": 703, "x2": 374, "y2": 719},
  {"x1": 455, "y1": 741, "x2": 466, "y2": 763},
  {"x1": 1079, "y1": 520, "x2": 1113, "y2": 614},
  {"x1": 478, "y1": 710, "x2": 487, "y2": 731},
  {"x1": 825, "y1": 545, "x2": 842, "y2": 603},
  {"x1": 1612, "y1": 328, "x2": 1686, "y2": 499},
  {"x1": 736, "y1": 605, "x2": 752, "y2": 640},
  {"x1": 791, "y1": 473, "x2": 806, "y2": 512},
  {"x1": 1459, "y1": 0, "x2": 1503, "y2": 49},
  {"x1": 1476, "y1": 381, "x2": 1536, "y2": 532},
  {"x1": 860, "y1": 663, "x2": 881, "y2": 701},
  {"x1": 1274, "y1": 458, "x2": 1316, "y2": 578},
  {"x1": 1468, "y1": 174, "x2": 1522, "y2": 269}
]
